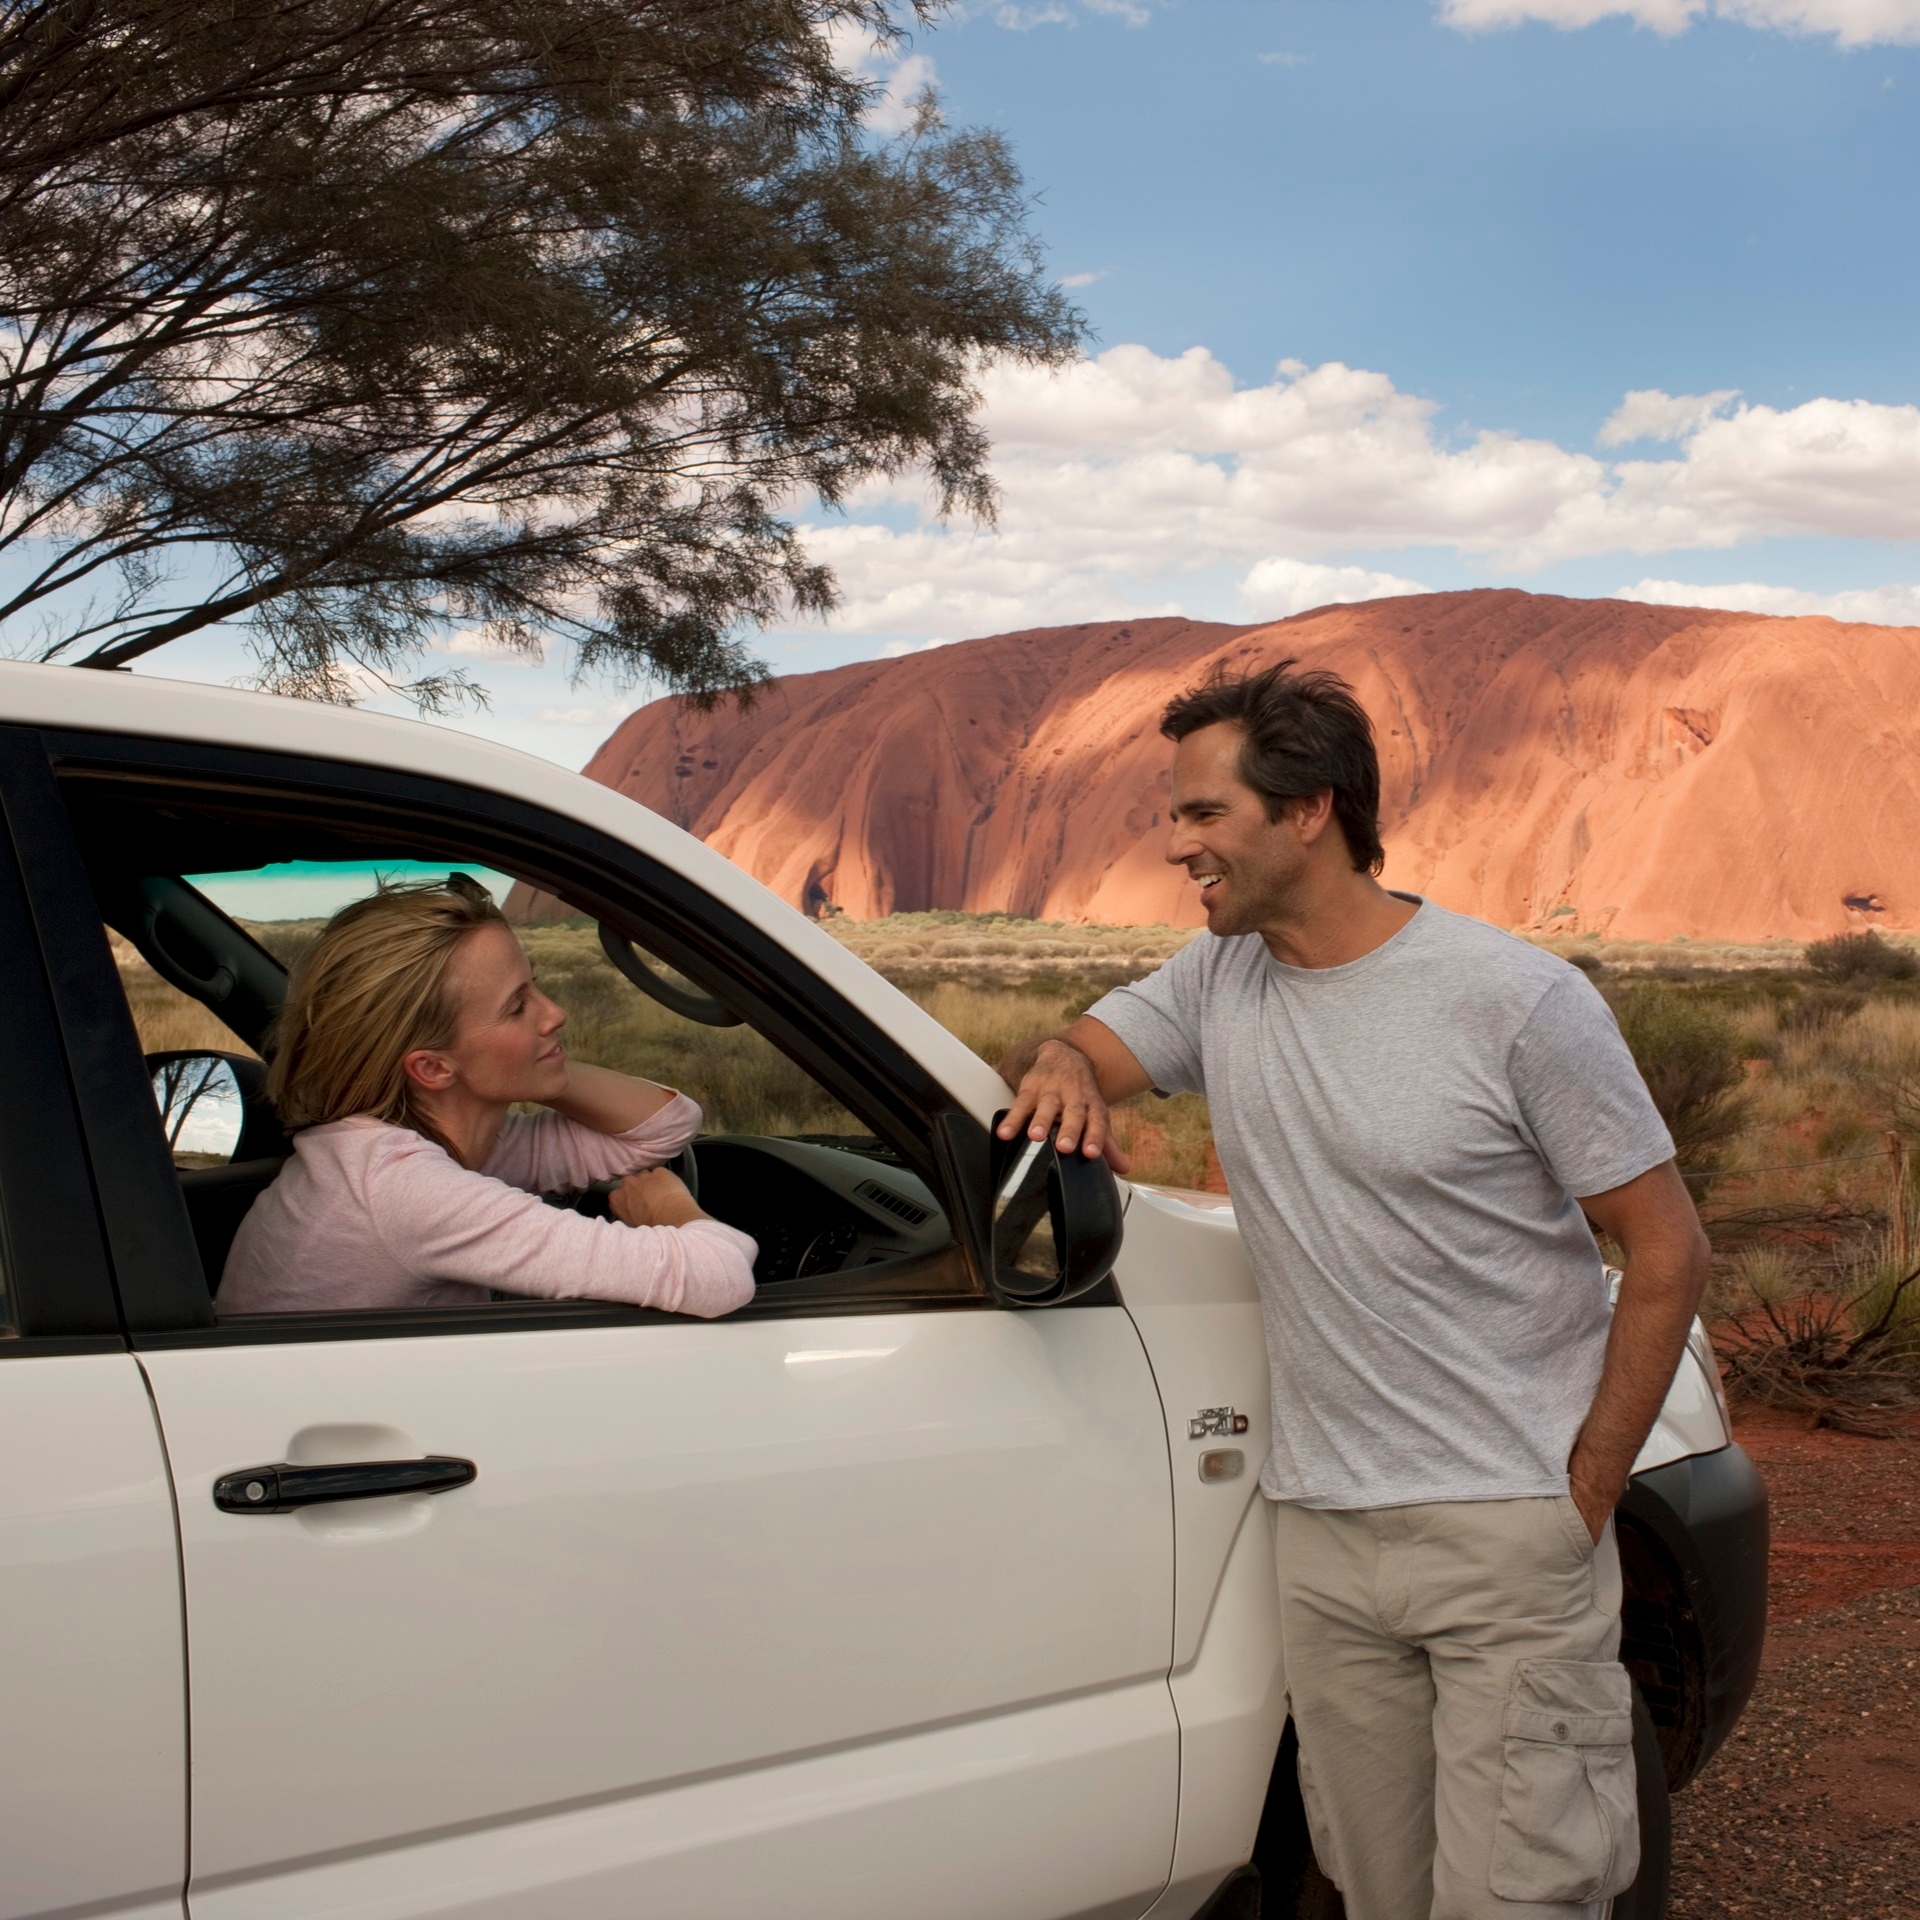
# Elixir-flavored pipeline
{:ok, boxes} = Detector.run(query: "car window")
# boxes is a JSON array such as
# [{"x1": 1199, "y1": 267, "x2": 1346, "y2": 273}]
[
  {"x1": 175, "y1": 860, "x2": 875, "y2": 1148},
  {"x1": 77, "y1": 815, "x2": 966, "y2": 1328}
]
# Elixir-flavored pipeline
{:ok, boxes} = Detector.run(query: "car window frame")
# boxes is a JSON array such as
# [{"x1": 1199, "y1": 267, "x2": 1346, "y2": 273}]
[
  {"x1": 29, "y1": 724, "x2": 1003, "y2": 1342},
  {"x1": 0, "y1": 728, "x2": 143, "y2": 1348}
]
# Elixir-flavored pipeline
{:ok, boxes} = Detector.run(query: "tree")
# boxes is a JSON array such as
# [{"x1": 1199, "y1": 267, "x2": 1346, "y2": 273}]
[{"x1": 0, "y1": 0, "x2": 1080, "y2": 706}]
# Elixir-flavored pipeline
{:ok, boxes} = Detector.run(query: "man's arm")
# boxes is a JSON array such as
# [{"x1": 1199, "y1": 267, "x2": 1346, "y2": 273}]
[
  {"x1": 1568, "y1": 1160, "x2": 1712, "y2": 1541},
  {"x1": 995, "y1": 1016, "x2": 1155, "y2": 1168}
]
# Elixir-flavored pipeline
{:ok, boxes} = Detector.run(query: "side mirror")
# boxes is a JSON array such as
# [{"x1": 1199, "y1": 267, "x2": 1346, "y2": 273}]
[
  {"x1": 150, "y1": 1052, "x2": 245, "y2": 1166},
  {"x1": 990, "y1": 1118, "x2": 1124, "y2": 1306}
]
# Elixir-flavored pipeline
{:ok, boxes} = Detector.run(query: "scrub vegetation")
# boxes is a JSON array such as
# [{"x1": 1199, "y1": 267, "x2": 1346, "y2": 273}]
[{"x1": 114, "y1": 909, "x2": 1920, "y2": 1417}]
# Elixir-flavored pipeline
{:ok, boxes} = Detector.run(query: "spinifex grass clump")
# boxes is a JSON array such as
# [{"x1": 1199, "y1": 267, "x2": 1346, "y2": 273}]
[{"x1": 1714, "y1": 1234, "x2": 1920, "y2": 1437}]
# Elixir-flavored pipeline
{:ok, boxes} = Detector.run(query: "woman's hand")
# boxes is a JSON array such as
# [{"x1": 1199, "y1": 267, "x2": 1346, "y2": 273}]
[{"x1": 609, "y1": 1167, "x2": 707, "y2": 1230}]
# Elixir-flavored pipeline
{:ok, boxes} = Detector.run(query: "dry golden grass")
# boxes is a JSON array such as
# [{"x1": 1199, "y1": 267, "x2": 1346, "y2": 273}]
[
  {"x1": 832, "y1": 911, "x2": 1904, "y2": 984},
  {"x1": 825, "y1": 911, "x2": 1199, "y2": 986},
  {"x1": 112, "y1": 932, "x2": 255, "y2": 1057},
  {"x1": 119, "y1": 908, "x2": 1920, "y2": 1214},
  {"x1": 112, "y1": 916, "x2": 1226, "y2": 1189}
]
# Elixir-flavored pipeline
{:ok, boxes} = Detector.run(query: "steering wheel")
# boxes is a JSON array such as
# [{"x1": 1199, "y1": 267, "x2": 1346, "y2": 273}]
[
  {"x1": 668, "y1": 1140, "x2": 699, "y2": 1202},
  {"x1": 540, "y1": 1141, "x2": 699, "y2": 1220}
]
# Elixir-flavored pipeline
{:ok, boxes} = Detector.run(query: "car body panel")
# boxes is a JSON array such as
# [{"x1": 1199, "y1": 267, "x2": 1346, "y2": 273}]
[
  {"x1": 143, "y1": 1308, "x2": 1178, "y2": 1916},
  {"x1": 1112, "y1": 1185, "x2": 1270, "y2": 1671},
  {"x1": 188, "y1": 1682, "x2": 1177, "y2": 1920},
  {"x1": 0, "y1": 1353, "x2": 187, "y2": 1920},
  {"x1": 1619, "y1": 1444, "x2": 1770, "y2": 1789},
  {"x1": 1142, "y1": 1496, "x2": 1288, "y2": 1920}
]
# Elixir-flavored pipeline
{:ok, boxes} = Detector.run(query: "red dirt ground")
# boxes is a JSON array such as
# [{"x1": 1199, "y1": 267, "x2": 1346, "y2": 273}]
[{"x1": 1669, "y1": 1406, "x2": 1920, "y2": 1919}]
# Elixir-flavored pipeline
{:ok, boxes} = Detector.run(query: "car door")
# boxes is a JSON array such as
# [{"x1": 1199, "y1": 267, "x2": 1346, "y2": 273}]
[
  {"x1": 0, "y1": 732, "x2": 188, "y2": 1920},
  {"x1": 21, "y1": 729, "x2": 1180, "y2": 1920}
]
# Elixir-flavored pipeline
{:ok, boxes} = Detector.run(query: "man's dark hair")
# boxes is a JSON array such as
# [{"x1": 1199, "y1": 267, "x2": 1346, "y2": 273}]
[{"x1": 1160, "y1": 659, "x2": 1386, "y2": 875}]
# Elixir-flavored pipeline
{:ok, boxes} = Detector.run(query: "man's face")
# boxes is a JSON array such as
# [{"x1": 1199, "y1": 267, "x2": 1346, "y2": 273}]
[{"x1": 1165, "y1": 722, "x2": 1311, "y2": 936}]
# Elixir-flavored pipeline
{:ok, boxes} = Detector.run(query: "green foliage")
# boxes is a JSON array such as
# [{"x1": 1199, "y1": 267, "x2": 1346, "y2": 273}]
[
  {"x1": 1804, "y1": 931, "x2": 1920, "y2": 986},
  {"x1": 1609, "y1": 985, "x2": 1750, "y2": 1176},
  {"x1": 0, "y1": 0, "x2": 1082, "y2": 705}
]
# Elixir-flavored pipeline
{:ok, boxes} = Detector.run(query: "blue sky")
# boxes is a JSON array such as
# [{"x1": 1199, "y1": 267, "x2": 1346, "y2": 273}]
[
  {"x1": 189, "y1": 861, "x2": 513, "y2": 922},
  {"x1": 138, "y1": 0, "x2": 1920, "y2": 765}
]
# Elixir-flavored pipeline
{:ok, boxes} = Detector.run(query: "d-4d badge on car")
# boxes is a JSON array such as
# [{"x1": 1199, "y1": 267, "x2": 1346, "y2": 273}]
[{"x1": 1188, "y1": 1408, "x2": 1250, "y2": 1440}]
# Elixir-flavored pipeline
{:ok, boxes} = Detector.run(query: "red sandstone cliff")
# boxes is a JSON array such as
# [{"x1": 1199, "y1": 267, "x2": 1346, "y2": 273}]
[{"x1": 548, "y1": 589, "x2": 1920, "y2": 944}]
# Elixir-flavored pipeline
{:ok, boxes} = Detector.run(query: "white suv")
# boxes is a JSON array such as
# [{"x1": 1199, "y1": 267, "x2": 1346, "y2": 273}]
[{"x1": 0, "y1": 662, "x2": 1765, "y2": 1920}]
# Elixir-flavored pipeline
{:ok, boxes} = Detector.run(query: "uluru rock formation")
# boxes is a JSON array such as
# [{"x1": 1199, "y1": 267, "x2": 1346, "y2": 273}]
[{"x1": 549, "y1": 589, "x2": 1920, "y2": 944}]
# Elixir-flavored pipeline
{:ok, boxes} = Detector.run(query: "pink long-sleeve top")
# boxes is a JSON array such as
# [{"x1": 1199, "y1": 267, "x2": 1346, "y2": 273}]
[{"x1": 218, "y1": 1093, "x2": 757, "y2": 1318}]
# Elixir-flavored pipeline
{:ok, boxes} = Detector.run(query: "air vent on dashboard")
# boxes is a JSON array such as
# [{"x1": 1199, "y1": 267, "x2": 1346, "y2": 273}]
[{"x1": 855, "y1": 1179, "x2": 932, "y2": 1227}]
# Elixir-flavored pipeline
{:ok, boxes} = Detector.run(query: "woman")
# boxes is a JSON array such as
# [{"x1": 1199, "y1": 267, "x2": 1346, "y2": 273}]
[{"x1": 219, "y1": 874, "x2": 756, "y2": 1317}]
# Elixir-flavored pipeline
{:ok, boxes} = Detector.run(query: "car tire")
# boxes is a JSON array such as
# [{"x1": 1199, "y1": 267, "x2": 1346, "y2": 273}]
[
  {"x1": 1248, "y1": 1722, "x2": 1345, "y2": 1919},
  {"x1": 1609, "y1": 1681, "x2": 1673, "y2": 1920}
]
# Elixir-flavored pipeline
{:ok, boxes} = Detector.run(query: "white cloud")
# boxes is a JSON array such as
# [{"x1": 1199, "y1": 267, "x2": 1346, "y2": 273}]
[
  {"x1": 799, "y1": 344, "x2": 1920, "y2": 636},
  {"x1": 864, "y1": 51, "x2": 936, "y2": 134},
  {"x1": 1258, "y1": 50, "x2": 1313, "y2": 65},
  {"x1": 1615, "y1": 577, "x2": 1920, "y2": 623},
  {"x1": 825, "y1": 22, "x2": 938, "y2": 134},
  {"x1": 994, "y1": 0, "x2": 1150, "y2": 25},
  {"x1": 444, "y1": 626, "x2": 543, "y2": 662},
  {"x1": 1059, "y1": 269, "x2": 1107, "y2": 288},
  {"x1": 1440, "y1": 0, "x2": 1701, "y2": 29},
  {"x1": 800, "y1": 517, "x2": 1184, "y2": 638},
  {"x1": 1607, "y1": 392, "x2": 1920, "y2": 543},
  {"x1": 1598, "y1": 388, "x2": 1741, "y2": 446},
  {"x1": 528, "y1": 694, "x2": 643, "y2": 727},
  {"x1": 1438, "y1": 0, "x2": 1920, "y2": 43},
  {"x1": 1723, "y1": 0, "x2": 1920, "y2": 39},
  {"x1": 1237, "y1": 559, "x2": 1433, "y2": 619}
]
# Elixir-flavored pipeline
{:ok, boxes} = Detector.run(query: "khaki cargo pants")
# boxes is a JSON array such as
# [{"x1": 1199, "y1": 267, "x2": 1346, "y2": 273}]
[{"x1": 1273, "y1": 1496, "x2": 1638, "y2": 1920}]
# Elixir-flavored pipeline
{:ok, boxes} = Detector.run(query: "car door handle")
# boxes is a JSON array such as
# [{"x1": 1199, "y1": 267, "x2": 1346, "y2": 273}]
[{"x1": 212, "y1": 1456, "x2": 477, "y2": 1514}]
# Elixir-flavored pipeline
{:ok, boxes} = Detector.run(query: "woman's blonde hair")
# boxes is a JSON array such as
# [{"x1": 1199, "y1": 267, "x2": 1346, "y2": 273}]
[{"x1": 267, "y1": 873, "x2": 508, "y2": 1144}]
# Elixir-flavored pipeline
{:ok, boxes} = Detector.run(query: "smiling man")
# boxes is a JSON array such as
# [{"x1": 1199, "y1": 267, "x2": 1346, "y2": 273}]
[{"x1": 996, "y1": 660, "x2": 1710, "y2": 1920}]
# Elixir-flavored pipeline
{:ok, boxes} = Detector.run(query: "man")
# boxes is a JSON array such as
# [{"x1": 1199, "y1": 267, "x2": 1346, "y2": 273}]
[{"x1": 997, "y1": 660, "x2": 1709, "y2": 1920}]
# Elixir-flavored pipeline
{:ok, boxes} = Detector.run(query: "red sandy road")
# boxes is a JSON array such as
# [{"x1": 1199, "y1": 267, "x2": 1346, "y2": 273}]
[{"x1": 1669, "y1": 1409, "x2": 1920, "y2": 1919}]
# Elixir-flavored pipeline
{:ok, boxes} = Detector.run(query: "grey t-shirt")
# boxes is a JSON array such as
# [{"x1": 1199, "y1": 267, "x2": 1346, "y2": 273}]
[{"x1": 1089, "y1": 899, "x2": 1674, "y2": 1510}]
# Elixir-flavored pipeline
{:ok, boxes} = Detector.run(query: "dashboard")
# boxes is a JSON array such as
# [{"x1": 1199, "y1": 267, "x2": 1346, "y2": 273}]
[{"x1": 690, "y1": 1136, "x2": 953, "y2": 1283}]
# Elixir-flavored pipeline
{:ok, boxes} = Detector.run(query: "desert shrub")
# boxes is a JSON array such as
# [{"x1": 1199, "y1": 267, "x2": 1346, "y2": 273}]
[
  {"x1": 1566, "y1": 950, "x2": 1603, "y2": 977},
  {"x1": 1108, "y1": 1091, "x2": 1219, "y2": 1192},
  {"x1": 1716, "y1": 1234, "x2": 1920, "y2": 1433},
  {"x1": 1610, "y1": 986, "x2": 1750, "y2": 1176},
  {"x1": 1804, "y1": 929, "x2": 1920, "y2": 986},
  {"x1": 1778, "y1": 987, "x2": 1864, "y2": 1034}
]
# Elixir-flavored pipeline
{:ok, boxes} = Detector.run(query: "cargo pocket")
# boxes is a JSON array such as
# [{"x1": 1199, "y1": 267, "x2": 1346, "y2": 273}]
[
  {"x1": 1295, "y1": 1740, "x2": 1341, "y2": 1888},
  {"x1": 1489, "y1": 1660, "x2": 1639, "y2": 1904}
]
